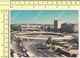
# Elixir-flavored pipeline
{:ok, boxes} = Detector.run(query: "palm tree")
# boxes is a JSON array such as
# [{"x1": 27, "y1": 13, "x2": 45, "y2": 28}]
[{"x1": 46, "y1": 37, "x2": 52, "y2": 48}]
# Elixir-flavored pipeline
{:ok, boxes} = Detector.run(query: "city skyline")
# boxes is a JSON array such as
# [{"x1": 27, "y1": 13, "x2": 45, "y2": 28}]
[{"x1": 11, "y1": 10, "x2": 78, "y2": 24}]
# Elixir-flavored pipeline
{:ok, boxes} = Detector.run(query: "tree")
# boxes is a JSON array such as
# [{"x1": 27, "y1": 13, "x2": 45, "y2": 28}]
[
  {"x1": 72, "y1": 37, "x2": 78, "y2": 49},
  {"x1": 46, "y1": 37, "x2": 52, "y2": 48},
  {"x1": 11, "y1": 25, "x2": 21, "y2": 31},
  {"x1": 46, "y1": 37, "x2": 52, "y2": 44},
  {"x1": 72, "y1": 37, "x2": 78, "y2": 44}
]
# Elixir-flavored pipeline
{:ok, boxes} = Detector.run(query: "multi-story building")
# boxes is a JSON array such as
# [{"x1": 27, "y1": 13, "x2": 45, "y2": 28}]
[
  {"x1": 54, "y1": 19, "x2": 62, "y2": 31},
  {"x1": 61, "y1": 23, "x2": 78, "y2": 33},
  {"x1": 11, "y1": 23, "x2": 54, "y2": 32},
  {"x1": 21, "y1": 24, "x2": 41, "y2": 32}
]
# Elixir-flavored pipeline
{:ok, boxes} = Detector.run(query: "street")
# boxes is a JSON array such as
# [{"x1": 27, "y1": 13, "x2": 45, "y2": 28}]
[{"x1": 22, "y1": 39, "x2": 60, "y2": 57}]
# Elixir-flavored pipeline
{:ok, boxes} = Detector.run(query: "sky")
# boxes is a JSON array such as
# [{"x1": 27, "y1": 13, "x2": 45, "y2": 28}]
[{"x1": 11, "y1": 10, "x2": 78, "y2": 24}]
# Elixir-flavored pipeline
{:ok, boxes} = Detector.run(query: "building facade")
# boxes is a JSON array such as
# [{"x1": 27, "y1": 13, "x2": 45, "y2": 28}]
[
  {"x1": 54, "y1": 20, "x2": 62, "y2": 31},
  {"x1": 11, "y1": 24, "x2": 54, "y2": 32},
  {"x1": 61, "y1": 23, "x2": 78, "y2": 33},
  {"x1": 21, "y1": 24, "x2": 41, "y2": 32}
]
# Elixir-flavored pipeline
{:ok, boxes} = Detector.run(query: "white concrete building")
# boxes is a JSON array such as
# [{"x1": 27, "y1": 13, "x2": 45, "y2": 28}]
[
  {"x1": 54, "y1": 20, "x2": 62, "y2": 30},
  {"x1": 21, "y1": 24, "x2": 41, "y2": 32}
]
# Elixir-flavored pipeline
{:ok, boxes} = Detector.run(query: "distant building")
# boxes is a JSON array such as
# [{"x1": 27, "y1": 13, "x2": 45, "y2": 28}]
[
  {"x1": 61, "y1": 23, "x2": 78, "y2": 33},
  {"x1": 11, "y1": 23, "x2": 54, "y2": 32},
  {"x1": 54, "y1": 20, "x2": 62, "y2": 31},
  {"x1": 21, "y1": 23, "x2": 41, "y2": 32},
  {"x1": 45, "y1": 25, "x2": 54, "y2": 31}
]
